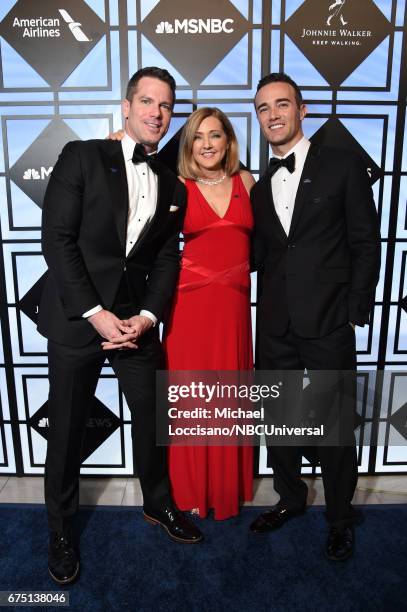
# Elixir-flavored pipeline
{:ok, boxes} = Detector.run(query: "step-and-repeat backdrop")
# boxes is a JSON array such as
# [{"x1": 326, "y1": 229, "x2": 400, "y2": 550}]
[{"x1": 0, "y1": 0, "x2": 406, "y2": 476}]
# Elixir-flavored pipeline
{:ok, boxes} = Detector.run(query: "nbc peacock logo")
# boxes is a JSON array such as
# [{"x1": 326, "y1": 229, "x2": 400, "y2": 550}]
[
  {"x1": 156, "y1": 20, "x2": 174, "y2": 33},
  {"x1": 23, "y1": 167, "x2": 53, "y2": 180}
]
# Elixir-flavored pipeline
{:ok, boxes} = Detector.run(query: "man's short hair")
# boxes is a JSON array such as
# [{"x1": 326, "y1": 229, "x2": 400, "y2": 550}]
[
  {"x1": 256, "y1": 73, "x2": 303, "y2": 107},
  {"x1": 125, "y1": 67, "x2": 176, "y2": 106}
]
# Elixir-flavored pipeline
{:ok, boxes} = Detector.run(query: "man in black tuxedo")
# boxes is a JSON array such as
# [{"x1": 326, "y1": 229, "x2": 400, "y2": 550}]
[
  {"x1": 250, "y1": 73, "x2": 381, "y2": 560},
  {"x1": 39, "y1": 67, "x2": 202, "y2": 584}
]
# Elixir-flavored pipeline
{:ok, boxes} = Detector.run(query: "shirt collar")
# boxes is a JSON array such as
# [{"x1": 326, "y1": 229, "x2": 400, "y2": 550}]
[
  {"x1": 122, "y1": 132, "x2": 136, "y2": 162},
  {"x1": 121, "y1": 132, "x2": 158, "y2": 162},
  {"x1": 272, "y1": 136, "x2": 310, "y2": 162}
]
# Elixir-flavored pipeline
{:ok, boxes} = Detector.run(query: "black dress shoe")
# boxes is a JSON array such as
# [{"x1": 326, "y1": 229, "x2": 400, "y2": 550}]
[
  {"x1": 250, "y1": 505, "x2": 305, "y2": 533},
  {"x1": 48, "y1": 532, "x2": 79, "y2": 584},
  {"x1": 143, "y1": 507, "x2": 203, "y2": 544},
  {"x1": 325, "y1": 526, "x2": 354, "y2": 561}
]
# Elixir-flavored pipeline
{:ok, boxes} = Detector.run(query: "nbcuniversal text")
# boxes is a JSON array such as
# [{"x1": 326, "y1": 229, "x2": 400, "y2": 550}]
[
  {"x1": 167, "y1": 420, "x2": 325, "y2": 440},
  {"x1": 156, "y1": 371, "x2": 359, "y2": 447}
]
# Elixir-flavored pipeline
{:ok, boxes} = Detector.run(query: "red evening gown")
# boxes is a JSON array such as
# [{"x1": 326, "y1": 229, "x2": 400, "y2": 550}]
[{"x1": 163, "y1": 173, "x2": 254, "y2": 520}]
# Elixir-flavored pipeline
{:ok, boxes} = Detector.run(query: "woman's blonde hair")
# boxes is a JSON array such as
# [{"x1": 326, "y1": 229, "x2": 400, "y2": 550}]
[{"x1": 178, "y1": 107, "x2": 240, "y2": 179}]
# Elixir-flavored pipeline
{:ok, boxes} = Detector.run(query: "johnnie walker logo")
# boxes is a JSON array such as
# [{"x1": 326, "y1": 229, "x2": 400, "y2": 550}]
[{"x1": 285, "y1": 0, "x2": 392, "y2": 86}]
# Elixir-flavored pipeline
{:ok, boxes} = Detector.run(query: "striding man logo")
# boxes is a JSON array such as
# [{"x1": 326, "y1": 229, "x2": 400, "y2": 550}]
[{"x1": 327, "y1": 0, "x2": 348, "y2": 26}]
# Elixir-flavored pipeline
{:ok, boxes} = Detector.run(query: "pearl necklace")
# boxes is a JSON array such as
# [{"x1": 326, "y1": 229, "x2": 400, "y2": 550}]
[{"x1": 196, "y1": 173, "x2": 226, "y2": 186}]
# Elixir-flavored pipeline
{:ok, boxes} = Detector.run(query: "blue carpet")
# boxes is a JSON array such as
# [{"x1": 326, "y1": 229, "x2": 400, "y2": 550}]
[{"x1": 0, "y1": 504, "x2": 406, "y2": 612}]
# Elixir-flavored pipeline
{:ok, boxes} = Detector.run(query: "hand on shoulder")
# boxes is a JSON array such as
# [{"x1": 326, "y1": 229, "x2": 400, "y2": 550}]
[{"x1": 106, "y1": 129, "x2": 125, "y2": 141}]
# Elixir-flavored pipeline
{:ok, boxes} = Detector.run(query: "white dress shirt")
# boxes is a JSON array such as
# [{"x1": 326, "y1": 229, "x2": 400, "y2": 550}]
[
  {"x1": 83, "y1": 132, "x2": 158, "y2": 324},
  {"x1": 121, "y1": 132, "x2": 158, "y2": 256},
  {"x1": 271, "y1": 136, "x2": 311, "y2": 235}
]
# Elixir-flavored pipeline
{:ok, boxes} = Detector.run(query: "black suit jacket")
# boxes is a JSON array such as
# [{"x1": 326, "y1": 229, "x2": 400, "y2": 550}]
[
  {"x1": 251, "y1": 144, "x2": 381, "y2": 338},
  {"x1": 38, "y1": 139, "x2": 186, "y2": 347}
]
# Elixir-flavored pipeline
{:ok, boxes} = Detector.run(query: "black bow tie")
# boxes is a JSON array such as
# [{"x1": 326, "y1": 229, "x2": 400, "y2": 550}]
[
  {"x1": 132, "y1": 143, "x2": 159, "y2": 173},
  {"x1": 268, "y1": 152, "x2": 295, "y2": 176}
]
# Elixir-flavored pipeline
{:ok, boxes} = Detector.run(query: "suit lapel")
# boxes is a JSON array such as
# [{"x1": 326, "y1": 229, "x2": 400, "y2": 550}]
[
  {"x1": 258, "y1": 173, "x2": 287, "y2": 243},
  {"x1": 102, "y1": 143, "x2": 128, "y2": 251},
  {"x1": 288, "y1": 143, "x2": 320, "y2": 239}
]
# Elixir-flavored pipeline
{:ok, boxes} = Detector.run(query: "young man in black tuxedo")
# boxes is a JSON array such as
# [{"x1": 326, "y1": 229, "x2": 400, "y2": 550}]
[
  {"x1": 250, "y1": 73, "x2": 381, "y2": 560},
  {"x1": 39, "y1": 67, "x2": 202, "y2": 584}
]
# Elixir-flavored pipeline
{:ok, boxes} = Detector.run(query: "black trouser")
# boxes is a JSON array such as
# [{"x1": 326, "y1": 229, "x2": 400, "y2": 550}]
[
  {"x1": 45, "y1": 286, "x2": 171, "y2": 533},
  {"x1": 259, "y1": 322, "x2": 358, "y2": 529}
]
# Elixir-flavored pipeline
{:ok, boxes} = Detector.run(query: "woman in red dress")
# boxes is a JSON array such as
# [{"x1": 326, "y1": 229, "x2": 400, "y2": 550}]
[{"x1": 164, "y1": 108, "x2": 255, "y2": 519}]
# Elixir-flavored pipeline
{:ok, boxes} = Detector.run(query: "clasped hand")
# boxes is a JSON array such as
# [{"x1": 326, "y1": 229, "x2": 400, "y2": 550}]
[{"x1": 88, "y1": 309, "x2": 153, "y2": 350}]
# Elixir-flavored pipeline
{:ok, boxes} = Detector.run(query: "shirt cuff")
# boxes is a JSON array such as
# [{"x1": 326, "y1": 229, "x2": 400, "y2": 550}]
[
  {"x1": 83, "y1": 305, "x2": 103, "y2": 318},
  {"x1": 140, "y1": 309, "x2": 157, "y2": 326}
]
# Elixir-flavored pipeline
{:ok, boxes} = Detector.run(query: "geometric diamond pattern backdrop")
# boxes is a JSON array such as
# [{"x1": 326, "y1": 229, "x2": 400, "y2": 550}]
[{"x1": 0, "y1": 0, "x2": 406, "y2": 476}]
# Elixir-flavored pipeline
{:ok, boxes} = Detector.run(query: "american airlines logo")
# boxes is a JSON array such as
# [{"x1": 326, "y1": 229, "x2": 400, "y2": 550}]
[
  {"x1": 23, "y1": 167, "x2": 53, "y2": 180},
  {"x1": 58, "y1": 9, "x2": 91, "y2": 42},
  {"x1": 10, "y1": 9, "x2": 91, "y2": 41},
  {"x1": 0, "y1": 0, "x2": 105, "y2": 87},
  {"x1": 155, "y1": 18, "x2": 234, "y2": 34}
]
